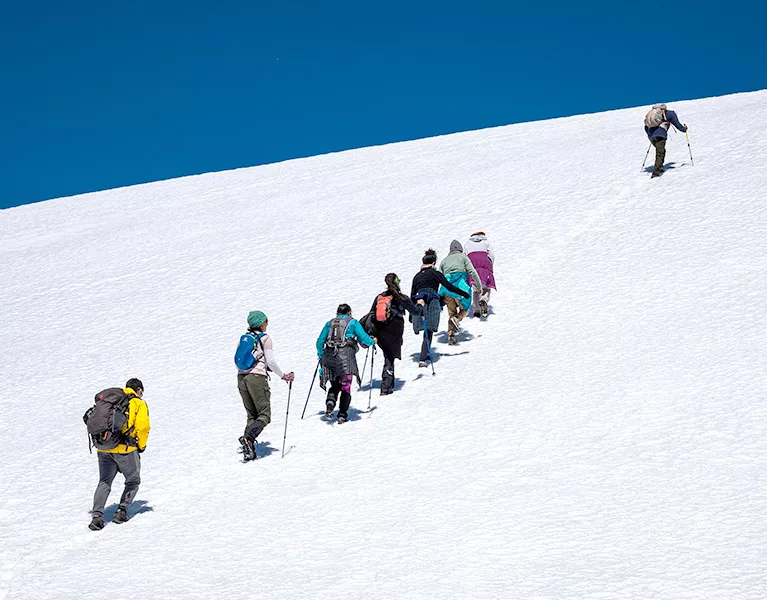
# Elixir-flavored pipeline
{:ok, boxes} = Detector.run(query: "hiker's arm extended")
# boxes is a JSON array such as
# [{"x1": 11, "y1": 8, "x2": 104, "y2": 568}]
[
  {"x1": 437, "y1": 271, "x2": 470, "y2": 298},
  {"x1": 667, "y1": 111, "x2": 687, "y2": 132},
  {"x1": 262, "y1": 337, "x2": 284, "y2": 378}
]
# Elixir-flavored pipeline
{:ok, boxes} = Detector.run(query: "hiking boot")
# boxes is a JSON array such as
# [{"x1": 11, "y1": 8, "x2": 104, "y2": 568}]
[
  {"x1": 473, "y1": 310, "x2": 481, "y2": 318},
  {"x1": 325, "y1": 401, "x2": 335, "y2": 419},
  {"x1": 418, "y1": 361, "x2": 428, "y2": 368},
  {"x1": 449, "y1": 316, "x2": 461, "y2": 332},
  {"x1": 112, "y1": 508, "x2": 129, "y2": 524},
  {"x1": 479, "y1": 299, "x2": 488, "y2": 317},
  {"x1": 337, "y1": 415, "x2": 348, "y2": 424},
  {"x1": 89, "y1": 516, "x2": 105, "y2": 531},
  {"x1": 448, "y1": 334, "x2": 457, "y2": 346},
  {"x1": 239, "y1": 435, "x2": 256, "y2": 461},
  {"x1": 380, "y1": 389, "x2": 393, "y2": 396}
]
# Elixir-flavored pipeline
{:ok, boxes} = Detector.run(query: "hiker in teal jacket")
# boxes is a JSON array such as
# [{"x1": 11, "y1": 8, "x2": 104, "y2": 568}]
[
  {"x1": 316, "y1": 304, "x2": 375, "y2": 423},
  {"x1": 439, "y1": 240, "x2": 481, "y2": 345}
]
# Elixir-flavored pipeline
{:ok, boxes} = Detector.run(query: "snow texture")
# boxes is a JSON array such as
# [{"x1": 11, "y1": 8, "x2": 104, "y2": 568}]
[{"x1": 1, "y1": 90, "x2": 766, "y2": 600}]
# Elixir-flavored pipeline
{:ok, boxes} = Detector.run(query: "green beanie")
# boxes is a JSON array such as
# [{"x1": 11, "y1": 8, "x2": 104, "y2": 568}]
[{"x1": 247, "y1": 310, "x2": 267, "y2": 329}]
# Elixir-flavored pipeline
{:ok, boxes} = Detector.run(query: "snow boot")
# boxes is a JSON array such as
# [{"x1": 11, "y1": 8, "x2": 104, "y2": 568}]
[
  {"x1": 337, "y1": 415, "x2": 348, "y2": 424},
  {"x1": 418, "y1": 361, "x2": 428, "y2": 368},
  {"x1": 239, "y1": 435, "x2": 256, "y2": 461},
  {"x1": 448, "y1": 334, "x2": 457, "y2": 346},
  {"x1": 325, "y1": 401, "x2": 335, "y2": 419},
  {"x1": 89, "y1": 516, "x2": 105, "y2": 531},
  {"x1": 112, "y1": 508, "x2": 129, "y2": 524},
  {"x1": 479, "y1": 299, "x2": 488, "y2": 317}
]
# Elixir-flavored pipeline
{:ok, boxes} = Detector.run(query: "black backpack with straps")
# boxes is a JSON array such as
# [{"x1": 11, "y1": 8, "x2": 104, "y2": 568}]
[
  {"x1": 325, "y1": 317, "x2": 350, "y2": 351},
  {"x1": 83, "y1": 388, "x2": 137, "y2": 452}
]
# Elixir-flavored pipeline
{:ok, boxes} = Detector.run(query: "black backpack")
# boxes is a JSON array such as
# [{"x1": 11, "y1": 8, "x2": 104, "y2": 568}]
[
  {"x1": 83, "y1": 388, "x2": 137, "y2": 452},
  {"x1": 359, "y1": 311, "x2": 377, "y2": 336},
  {"x1": 325, "y1": 318, "x2": 350, "y2": 351}
]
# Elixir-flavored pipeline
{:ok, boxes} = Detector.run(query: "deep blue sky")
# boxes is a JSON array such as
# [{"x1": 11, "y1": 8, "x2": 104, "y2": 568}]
[{"x1": 1, "y1": 0, "x2": 763, "y2": 209}]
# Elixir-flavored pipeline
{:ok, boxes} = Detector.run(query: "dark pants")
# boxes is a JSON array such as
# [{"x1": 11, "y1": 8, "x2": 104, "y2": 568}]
[
  {"x1": 420, "y1": 331, "x2": 434, "y2": 362},
  {"x1": 651, "y1": 137, "x2": 666, "y2": 174},
  {"x1": 92, "y1": 451, "x2": 141, "y2": 518},
  {"x1": 327, "y1": 375, "x2": 353, "y2": 419},
  {"x1": 380, "y1": 350, "x2": 396, "y2": 394}
]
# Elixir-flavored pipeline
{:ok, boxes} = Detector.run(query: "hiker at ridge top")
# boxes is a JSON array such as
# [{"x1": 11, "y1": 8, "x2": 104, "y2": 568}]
[{"x1": 644, "y1": 103, "x2": 688, "y2": 178}]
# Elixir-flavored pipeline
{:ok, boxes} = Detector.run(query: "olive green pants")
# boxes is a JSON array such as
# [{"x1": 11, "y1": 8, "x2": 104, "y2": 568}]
[
  {"x1": 651, "y1": 137, "x2": 666, "y2": 175},
  {"x1": 237, "y1": 373, "x2": 271, "y2": 434}
]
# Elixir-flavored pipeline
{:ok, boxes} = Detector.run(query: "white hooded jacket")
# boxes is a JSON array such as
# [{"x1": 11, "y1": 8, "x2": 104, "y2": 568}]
[{"x1": 464, "y1": 234, "x2": 494, "y2": 262}]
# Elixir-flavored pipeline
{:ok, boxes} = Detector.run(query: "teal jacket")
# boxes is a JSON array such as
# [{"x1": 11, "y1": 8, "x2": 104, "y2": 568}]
[
  {"x1": 316, "y1": 315, "x2": 375, "y2": 358},
  {"x1": 439, "y1": 251, "x2": 480, "y2": 285}
]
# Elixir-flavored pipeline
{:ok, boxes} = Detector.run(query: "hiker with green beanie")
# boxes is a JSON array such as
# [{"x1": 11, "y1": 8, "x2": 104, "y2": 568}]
[{"x1": 234, "y1": 310, "x2": 294, "y2": 461}]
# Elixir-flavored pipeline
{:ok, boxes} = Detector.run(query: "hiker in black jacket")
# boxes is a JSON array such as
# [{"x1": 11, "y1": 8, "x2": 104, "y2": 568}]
[
  {"x1": 367, "y1": 273, "x2": 419, "y2": 395},
  {"x1": 411, "y1": 249, "x2": 470, "y2": 366}
]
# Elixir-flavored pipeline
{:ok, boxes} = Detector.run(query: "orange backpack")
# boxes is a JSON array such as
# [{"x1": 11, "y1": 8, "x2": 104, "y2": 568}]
[{"x1": 375, "y1": 294, "x2": 393, "y2": 322}]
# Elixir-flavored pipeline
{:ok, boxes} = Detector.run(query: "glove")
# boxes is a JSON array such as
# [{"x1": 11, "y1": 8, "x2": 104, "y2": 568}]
[
  {"x1": 282, "y1": 372, "x2": 295, "y2": 383},
  {"x1": 137, "y1": 447, "x2": 146, "y2": 454}
]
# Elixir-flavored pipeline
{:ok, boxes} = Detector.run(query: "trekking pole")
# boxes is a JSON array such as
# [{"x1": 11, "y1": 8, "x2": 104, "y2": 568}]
[
  {"x1": 301, "y1": 358, "x2": 321, "y2": 419},
  {"x1": 421, "y1": 317, "x2": 436, "y2": 376},
  {"x1": 368, "y1": 346, "x2": 376, "y2": 409},
  {"x1": 359, "y1": 347, "x2": 370, "y2": 390},
  {"x1": 640, "y1": 142, "x2": 652, "y2": 173},
  {"x1": 282, "y1": 381, "x2": 292, "y2": 459},
  {"x1": 685, "y1": 130, "x2": 694, "y2": 166}
]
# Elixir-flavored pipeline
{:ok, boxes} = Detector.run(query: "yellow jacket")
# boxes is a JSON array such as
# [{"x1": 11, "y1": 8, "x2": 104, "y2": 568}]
[{"x1": 98, "y1": 387, "x2": 151, "y2": 454}]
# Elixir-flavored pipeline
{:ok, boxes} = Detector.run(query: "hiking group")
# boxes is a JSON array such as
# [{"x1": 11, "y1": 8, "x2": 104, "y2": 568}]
[
  {"x1": 234, "y1": 232, "x2": 497, "y2": 460},
  {"x1": 83, "y1": 103, "x2": 686, "y2": 528}
]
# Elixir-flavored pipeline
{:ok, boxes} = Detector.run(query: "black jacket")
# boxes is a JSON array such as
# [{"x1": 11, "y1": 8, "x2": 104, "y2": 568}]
[
  {"x1": 411, "y1": 266, "x2": 468, "y2": 298},
  {"x1": 368, "y1": 291, "x2": 418, "y2": 360}
]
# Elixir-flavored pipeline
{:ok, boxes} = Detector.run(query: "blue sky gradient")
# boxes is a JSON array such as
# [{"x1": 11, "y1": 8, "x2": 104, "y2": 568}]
[{"x1": 1, "y1": 0, "x2": 764, "y2": 209}]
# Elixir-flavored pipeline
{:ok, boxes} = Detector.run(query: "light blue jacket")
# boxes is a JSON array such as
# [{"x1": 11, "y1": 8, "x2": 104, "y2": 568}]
[{"x1": 316, "y1": 315, "x2": 375, "y2": 358}]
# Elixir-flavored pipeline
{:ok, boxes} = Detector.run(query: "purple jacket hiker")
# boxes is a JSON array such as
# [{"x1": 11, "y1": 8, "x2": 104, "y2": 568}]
[
  {"x1": 464, "y1": 232, "x2": 495, "y2": 318},
  {"x1": 464, "y1": 233, "x2": 496, "y2": 290}
]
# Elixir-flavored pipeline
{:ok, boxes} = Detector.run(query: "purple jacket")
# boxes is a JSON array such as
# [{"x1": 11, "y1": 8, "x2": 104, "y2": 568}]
[{"x1": 467, "y1": 251, "x2": 496, "y2": 290}]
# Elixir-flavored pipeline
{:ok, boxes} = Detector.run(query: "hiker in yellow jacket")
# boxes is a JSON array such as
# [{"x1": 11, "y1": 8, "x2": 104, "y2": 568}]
[{"x1": 89, "y1": 378, "x2": 151, "y2": 531}]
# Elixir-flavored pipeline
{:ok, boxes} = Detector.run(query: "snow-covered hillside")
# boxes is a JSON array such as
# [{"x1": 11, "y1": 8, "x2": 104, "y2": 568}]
[{"x1": 1, "y1": 90, "x2": 766, "y2": 600}]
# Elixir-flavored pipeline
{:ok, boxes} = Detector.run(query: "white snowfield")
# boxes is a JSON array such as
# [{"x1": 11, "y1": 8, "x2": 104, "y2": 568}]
[{"x1": 1, "y1": 90, "x2": 766, "y2": 600}]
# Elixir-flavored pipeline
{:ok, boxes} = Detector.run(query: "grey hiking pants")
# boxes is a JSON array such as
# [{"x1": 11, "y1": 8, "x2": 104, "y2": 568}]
[
  {"x1": 92, "y1": 451, "x2": 141, "y2": 517},
  {"x1": 238, "y1": 373, "x2": 271, "y2": 441}
]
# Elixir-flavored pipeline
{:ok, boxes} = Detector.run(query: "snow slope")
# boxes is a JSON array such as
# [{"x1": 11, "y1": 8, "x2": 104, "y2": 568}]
[{"x1": 1, "y1": 90, "x2": 766, "y2": 600}]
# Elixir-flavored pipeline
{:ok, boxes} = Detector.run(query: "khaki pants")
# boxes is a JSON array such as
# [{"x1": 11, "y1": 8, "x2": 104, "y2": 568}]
[{"x1": 445, "y1": 296, "x2": 467, "y2": 334}]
